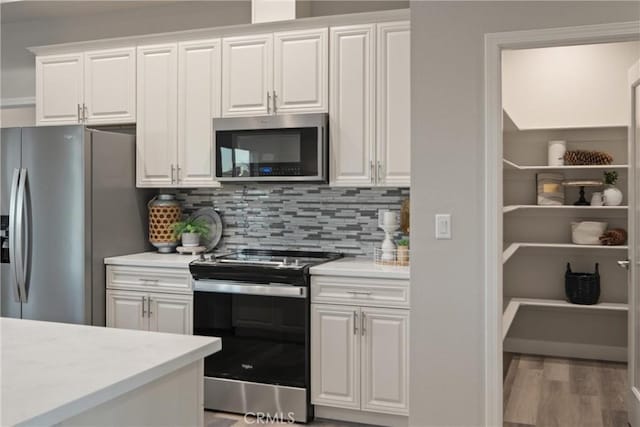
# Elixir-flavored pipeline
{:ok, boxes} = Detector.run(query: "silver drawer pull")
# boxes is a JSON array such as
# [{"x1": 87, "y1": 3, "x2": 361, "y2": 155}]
[
  {"x1": 347, "y1": 291, "x2": 372, "y2": 296},
  {"x1": 139, "y1": 278, "x2": 159, "y2": 283}
]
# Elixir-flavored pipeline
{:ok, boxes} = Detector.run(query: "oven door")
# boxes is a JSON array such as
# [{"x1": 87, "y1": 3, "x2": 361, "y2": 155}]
[
  {"x1": 193, "y1": 280, "x2": 309, "y2": 389},
  {"x1": 213, "y1": 114, "x2": 327, "y2": 182}
]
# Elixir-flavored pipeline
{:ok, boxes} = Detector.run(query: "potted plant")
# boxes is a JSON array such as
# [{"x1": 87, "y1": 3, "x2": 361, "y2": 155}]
[
  {"x1": 396, "y1": 238, "x2": 409, "y2": 266},
  {"x1": 171, "y1": 218, "x2": 210, "y2": 247},
  {"x1": 603, "y1": 171, "x2": 623, "y2": 206}
]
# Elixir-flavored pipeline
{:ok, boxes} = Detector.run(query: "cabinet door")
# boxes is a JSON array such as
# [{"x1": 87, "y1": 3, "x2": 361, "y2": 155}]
[
  {"x1": 311, "y1": 304, "x2": 360, "y2": 409},
  {"x1": 35, "y1": 53, "x2": 83, "y2": 125},
  {"x1": 136, "y1": 43, "x2": 178, "y2": 187},
  {"x1": 178, "y1": 39, "x2": 222, "y2": 188},
  {"x1": 84, "y1": 47, "x2": 136, "y2": 124},
  {"x1": 106, "y1": 290, "x2": 147, "y2": 331},
  {"x1": 148, "y1": 293, "x2": 193, "y2": 335},
  {"x1": 273, "y1": 28, "x2": 328, "y2": 114},
  {"x1": 329, "y1": 25, "x2": 376, "y2": 187},
  {"x1": 222, "y1": 34, "x2": 273, "y2": 117},
  {"x1": 361, "y1": 307, "x2": 409, "y2": 415},
  {"x1": 376, "y1": 22, "x2": 410, "y2": 187}
]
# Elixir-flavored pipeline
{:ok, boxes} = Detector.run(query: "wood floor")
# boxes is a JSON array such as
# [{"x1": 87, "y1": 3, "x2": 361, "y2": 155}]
[
  {"x1": 204, "y1": 411, "x2": 371, "y2": 427},
  {"x1": 503, "y1": 355, "x2": 628, "y2": 427}
]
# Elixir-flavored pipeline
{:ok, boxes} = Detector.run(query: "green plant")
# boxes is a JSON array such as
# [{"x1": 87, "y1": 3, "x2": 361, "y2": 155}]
[
  {"x1": 396, "y1": 238, "x2": 409, "y2": 247},
  {"x1": 171, "y1": 218, "x2": 210, "y2": 238},
  {"x1": 604, "y1": 171, "x2": 618, "y2": 185}
]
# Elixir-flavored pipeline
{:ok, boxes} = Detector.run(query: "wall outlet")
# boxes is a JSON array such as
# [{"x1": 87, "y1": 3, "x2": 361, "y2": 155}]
[{"x1": 435, "y1": 214, "x2": 452, "y2": 240}]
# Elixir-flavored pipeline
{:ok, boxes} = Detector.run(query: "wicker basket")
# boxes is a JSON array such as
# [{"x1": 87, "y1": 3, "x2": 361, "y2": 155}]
[{"x1": 565, "y1": 263, "x2": 600, "y2": 305}]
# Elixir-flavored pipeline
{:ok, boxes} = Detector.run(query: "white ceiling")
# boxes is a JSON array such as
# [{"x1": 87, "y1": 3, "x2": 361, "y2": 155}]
[{"x1": 0, "y1": 1, "x2": 194, "y2": 24}]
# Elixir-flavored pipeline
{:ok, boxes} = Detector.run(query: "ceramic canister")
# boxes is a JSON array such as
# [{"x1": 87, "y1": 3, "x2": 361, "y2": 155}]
[
  {"x1": 548, "y1": 140, "x2": 567, "y2": 166},
  {"x1": 148, "y1": 194, "x2": 182, "y2": 253}
]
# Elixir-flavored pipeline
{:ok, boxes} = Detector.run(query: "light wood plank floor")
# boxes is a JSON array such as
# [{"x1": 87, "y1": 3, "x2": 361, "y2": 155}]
[
  {"x1": 504, "y1": 355, "x2": 628, "y2": 427},
  {"x1": 205, "y1": 410, "x2": 372, "y2": 427}
]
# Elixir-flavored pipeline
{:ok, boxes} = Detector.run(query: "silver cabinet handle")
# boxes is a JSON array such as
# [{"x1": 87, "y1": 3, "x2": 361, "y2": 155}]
[
  {"x1": 170, "y1": 164, "x2": 176, "y2": 184},
  {"x1": 370, "y1": 161, "x2": 375, "y2": 182},
  {"x1": 267, "y1": 91, "x2": 271, "y2": 114},
  {"x1": 347, "y1": 290, "x2": 372, "y2": 296},
  {"x1": 139, "y1": 278, "x2": 159, "y2": 283},
  {"x1": 618, "y1": 260, "x2": 630, "y2": 270},
  {"x1": 83, "y1": 104, "x2": 88, "y2": 122},
  {"x1": 177, "y1": 165, "x2": 182, "y2": 184},
  {"x1": 273, "y1": 90, "x2": 277, "y2": 114},
  {"x1": 77, "y1": 104, "x2": 82, "y2": 123},
  {"x1": 361, "y1": 312, "x2": 366, "y2": 336},
  {"x1": 377, "y1": 161, "x2": 383, "y2": 183},
  {"x1": 8, "y1": 169, "x2": 20, "y2": 302},
  {"x1": 148, "y1": 297, "x2": 152, "y2": 316},
  {"x1": 15, "y1": 169, "x2": 28, "y2": 303},
  {"x1": 142, "y1": 296, "x2": 146, "y2": 317},
  {"x1": 353, "y1": 311, "x2": 358, "y2": 335}
]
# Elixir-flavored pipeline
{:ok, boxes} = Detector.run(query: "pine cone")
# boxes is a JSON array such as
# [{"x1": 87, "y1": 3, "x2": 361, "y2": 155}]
[
  {"x1": 564, "y1": 150, "x2": 613, "y2": 166},
  {"x1": 599, "y1": 228, "x2": 627, "y2": 246}
]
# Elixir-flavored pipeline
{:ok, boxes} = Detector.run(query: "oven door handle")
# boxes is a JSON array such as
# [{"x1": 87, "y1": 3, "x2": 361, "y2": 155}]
[{"x1": 194, "y1": 280, "x2": 307, "y2": 298}]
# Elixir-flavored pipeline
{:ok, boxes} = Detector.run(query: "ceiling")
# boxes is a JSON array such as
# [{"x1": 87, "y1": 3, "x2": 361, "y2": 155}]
[{"x1": 0, "y1": 1, "x2": 199, "y2": 24}]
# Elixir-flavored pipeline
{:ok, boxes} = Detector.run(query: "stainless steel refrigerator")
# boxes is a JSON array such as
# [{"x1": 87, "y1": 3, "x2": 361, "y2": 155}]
[{"x1": 1, "y1": 126, "x2": 151, "y2": 325}]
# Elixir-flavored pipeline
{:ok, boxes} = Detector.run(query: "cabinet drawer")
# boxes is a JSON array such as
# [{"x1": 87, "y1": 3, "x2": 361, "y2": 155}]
[
  {"x1": 311, "y1": 276, "x2": 409, "y2": 308},
  {"x1": 107, "y1": 266, "x2": 191, "y2": 293}
]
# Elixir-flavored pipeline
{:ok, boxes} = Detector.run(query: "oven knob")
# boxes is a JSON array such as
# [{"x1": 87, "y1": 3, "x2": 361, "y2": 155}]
[
  {"x1": 294, "y1": 259, "x2": 300, "y2": 267},
  {"x1": 283, "y1": 257, "x2": 289, "y2": 266}
]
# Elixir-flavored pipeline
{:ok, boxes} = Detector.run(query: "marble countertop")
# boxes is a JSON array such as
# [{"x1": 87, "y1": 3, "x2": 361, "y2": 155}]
[
  {"x1": 104, "y1": 252, "x2": 199, "y2": 269},
  {"x1": 310, "y1": 257, "x2": 410, "y2": 280},
  {"x1": 1, "y1": 318, "x2": 221, "y2": 426}
]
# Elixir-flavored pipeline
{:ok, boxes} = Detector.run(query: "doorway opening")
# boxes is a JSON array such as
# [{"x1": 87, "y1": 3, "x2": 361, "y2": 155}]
[{"x1": 484, "y1": 22, "x2": 640, "y2": 427}]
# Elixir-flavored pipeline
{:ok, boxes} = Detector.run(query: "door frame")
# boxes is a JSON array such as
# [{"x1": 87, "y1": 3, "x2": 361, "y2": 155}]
[{"x1": 484, "y1": 21, "x2": 640, "y2": 426}]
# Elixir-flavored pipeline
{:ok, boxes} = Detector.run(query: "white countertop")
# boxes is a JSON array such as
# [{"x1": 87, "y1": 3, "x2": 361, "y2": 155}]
[
  {"x1": 1, "y1": 318, "x2": 221, "y2": 427},
  {"x1": 310, "y1": 257, "x2": 410, "y2": 280},
  {"x1": 104, "y1": 252, "x2": 198, "y2": 269}
]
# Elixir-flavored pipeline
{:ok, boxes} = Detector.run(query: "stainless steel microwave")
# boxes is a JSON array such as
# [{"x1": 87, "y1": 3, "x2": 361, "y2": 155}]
[{"x1": 213, "y1": 113, "x2": 328, "y2": 182}]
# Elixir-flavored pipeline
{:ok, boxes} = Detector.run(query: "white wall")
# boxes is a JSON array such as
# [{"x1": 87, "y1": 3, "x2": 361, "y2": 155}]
[
  {"x1": 409, "y1": 2, "x2": 640, "y2": 426},
  {"x1": 503, "y1": 41, "x2": 640, "y2": 129}
]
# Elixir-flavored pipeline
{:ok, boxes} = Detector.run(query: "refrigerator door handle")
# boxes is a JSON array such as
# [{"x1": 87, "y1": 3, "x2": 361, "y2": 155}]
[
  {"x1": 15, "y1": 168, "x2": 28, "y2": 303},
  {"x1": 8, "y1": 168, "x2": 21, "y2": 302}
]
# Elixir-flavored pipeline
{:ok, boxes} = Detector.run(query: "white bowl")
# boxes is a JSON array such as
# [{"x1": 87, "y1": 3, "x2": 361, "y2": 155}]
[{"x1": 571, "y1": 221, "x2": 607, "y2": 245}]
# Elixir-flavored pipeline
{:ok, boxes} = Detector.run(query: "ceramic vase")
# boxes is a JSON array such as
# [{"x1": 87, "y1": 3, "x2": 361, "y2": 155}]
[
  {"x1": 181, "y1": 232, "x2": 200, "y2": 247},
  {"x1": 603, "y1": 186, "x2": 623, "y2": 206}
]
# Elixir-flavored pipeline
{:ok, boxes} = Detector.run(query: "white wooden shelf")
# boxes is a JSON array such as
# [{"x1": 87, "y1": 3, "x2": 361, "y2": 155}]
[
  {"x1": 503, "y1": 159, "x2": 628, "y2": 171},
  {"x1": 503, "y1": 242, "x2": 628, "y2": 263},
  {"x1": 503, "y1": 297, "x2": 628, "y2": 340},
  {"x1": 504, "y1": 205, "x2": 628, "y2": 213}
]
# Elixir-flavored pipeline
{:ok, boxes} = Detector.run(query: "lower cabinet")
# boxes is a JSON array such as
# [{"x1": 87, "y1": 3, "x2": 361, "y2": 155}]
[
  {"x1": 107, "y1": 289, "x2": 193, "y2": 335},
  {"x1": 311, "y1": 303, "x2": 409, "y2": 416}
]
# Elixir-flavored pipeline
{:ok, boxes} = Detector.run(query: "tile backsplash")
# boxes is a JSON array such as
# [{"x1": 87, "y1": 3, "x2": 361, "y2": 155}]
[{"x1": 170, "y1": 185, "x2": 410, "y2": 257}]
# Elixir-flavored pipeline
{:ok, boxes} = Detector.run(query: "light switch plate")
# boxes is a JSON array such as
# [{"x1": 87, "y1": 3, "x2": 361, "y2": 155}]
[{"x1": 435, "y1": 214, "x2": 452, "y2": 240}]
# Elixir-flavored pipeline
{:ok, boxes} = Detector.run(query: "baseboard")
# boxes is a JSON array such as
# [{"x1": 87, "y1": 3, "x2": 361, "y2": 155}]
[
  {"x1": 314, "y1": 405, "x2": 408, "y2": 427},
  {"x1": 504, "y1": 338, "x2": 627, "y2": 362}
]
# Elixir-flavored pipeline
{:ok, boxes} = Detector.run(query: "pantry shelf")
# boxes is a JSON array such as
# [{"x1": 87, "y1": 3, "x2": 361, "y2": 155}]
[
  {"x1": 503, "y1": 158, "x2": 628, "y2": 171},
  {"x1": 502, "y1": 242, "x2": 628, "y2": 264},
  {"x1": 502, "y1": 297, "x2": 628, "y2": 340},
  {"x1": 503, "y1": 205, "x2": 628, "y2": 213}
]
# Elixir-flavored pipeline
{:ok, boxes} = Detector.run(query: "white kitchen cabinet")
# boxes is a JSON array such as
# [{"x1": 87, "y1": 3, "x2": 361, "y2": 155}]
[
  {"x1": 84, "y1": 47, "x2": 136, "y2": 124},
  {"x1": 311, "y1": 304, "x2": 360, "y2": 410},
  {"x1": 178, "y1": 39, "x2": 222, "y2": 187},
  {"x1": 106, "y1": 290, "x2": 147, "y2": 332},
  {"x1": 148, "y1": 293, "x2": 193, "y2": 335},
  {"x1": 361, "y1": 307, "x2": 409, "y2": 415},
  {"x1": 274, "y1": 28, "x2": 328, "y2": 114},
  {"x1": 36, "y1": 48, "x2": 136, "y2": 126},
  {"x1": 35, "y1": 53, "x2": 84, "y2": 125},
  {"x1": 329, "y1": 25, "x2": 376, "y2": 187},
  {"x1": 376, "y1": 21, "x2": 410, "y2": 187},
  {"x1": 329, "y1": 22, "x2": 411, "y2": 187},
  {"x1": 222, "y1": 34, "x2": 273, "y2": 117},
  {"x1": 136, "y1": 43, "x2": 178, "y2": 188}
]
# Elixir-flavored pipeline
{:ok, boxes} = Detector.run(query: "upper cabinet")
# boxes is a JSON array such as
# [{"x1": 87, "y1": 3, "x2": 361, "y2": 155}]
[
  {"x1": 36, "y1": 48, "x2": 136, "y2": 126},
  {"x1": 222, "y1": 34, "x2": 273, "y2": 117},
  {"x1": 137, "y1": 40, "x2": 222, "y2": 188},
  {"x1": 221, "y1": 28, "x2": 328, "y2": 117},
  {"x1": 330, "y1": 22, "x2": 410, "y2": 188}
]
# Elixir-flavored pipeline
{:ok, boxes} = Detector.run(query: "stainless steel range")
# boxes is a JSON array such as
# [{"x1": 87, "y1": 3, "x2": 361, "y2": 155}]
[{"x1": 190, "y1": 249, "x2": 342, "y2": 423}]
